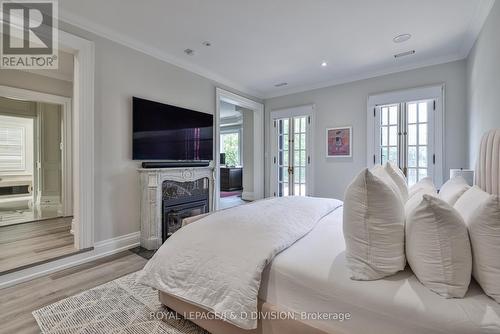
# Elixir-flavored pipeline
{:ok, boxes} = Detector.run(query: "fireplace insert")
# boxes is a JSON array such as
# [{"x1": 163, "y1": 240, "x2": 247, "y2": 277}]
[{"x1": 162, "y1": 178, "x2": 209, "y2": 241}]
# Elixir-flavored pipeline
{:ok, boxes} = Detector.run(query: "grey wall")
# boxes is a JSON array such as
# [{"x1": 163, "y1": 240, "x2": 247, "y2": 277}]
[
  {"x1": 466, "y1": 1, "x2": 500, "y2": 168},
  {"x1": 264, "y1": 60, "x2": 467, "y2": 200},
  {"x1": 59, "y1": 22, "x2": 261, "y2": 242}
]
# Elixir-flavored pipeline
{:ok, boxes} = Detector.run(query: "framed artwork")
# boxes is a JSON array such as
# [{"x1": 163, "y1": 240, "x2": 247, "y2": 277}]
[{"x1": 326, "y1": 126, "x2": 352, "y2": 158}]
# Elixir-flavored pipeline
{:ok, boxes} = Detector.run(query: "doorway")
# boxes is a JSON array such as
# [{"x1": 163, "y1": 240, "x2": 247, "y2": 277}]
[
  {"x1": 270, "y1": 105, "x2": 314, "y2": 197},
  {"x1": 215, "y1": 89, "x2": 264, "y2": 210},
  {"x1": 367, "y1": 85, "x2": 444, "y2": 187},
  {"x1": 0, "y1": 90, "x2": 74, "y2": 274},
  {"x1": 0, "y1": 98, "x2": 68, "y2": 227}
]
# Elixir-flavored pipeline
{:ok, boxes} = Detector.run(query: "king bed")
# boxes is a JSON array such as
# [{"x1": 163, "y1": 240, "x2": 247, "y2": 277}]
[{"x1": 138, "y1": 129, "x2": 500, "y2": 334}]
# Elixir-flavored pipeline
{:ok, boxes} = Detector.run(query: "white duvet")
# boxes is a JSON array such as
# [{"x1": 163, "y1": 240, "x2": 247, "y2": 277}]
[{"x1": 136, "y1": 196, "x2": 342, "y2": 329}]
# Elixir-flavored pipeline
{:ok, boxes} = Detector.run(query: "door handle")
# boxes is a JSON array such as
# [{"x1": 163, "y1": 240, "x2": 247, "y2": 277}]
[{"x1": 288, "y1": 166, "x2": 294, "y2": 174}]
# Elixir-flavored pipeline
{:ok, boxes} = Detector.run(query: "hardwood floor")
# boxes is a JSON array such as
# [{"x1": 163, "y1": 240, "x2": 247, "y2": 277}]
[
  {"x1": 0, "y1": 250, "x2": 148, "y2": 334},
  {"x1": 0, "y1": 217, "x2": 77, "y2": 274}
]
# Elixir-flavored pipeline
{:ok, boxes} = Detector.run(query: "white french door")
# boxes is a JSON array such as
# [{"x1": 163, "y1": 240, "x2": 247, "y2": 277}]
[
  {"x1": 271, "y1": 113, "x2": 312, "y2": 197},
  {"x1": 374, "y1": 99, "x2": 435, "y2": 186}
]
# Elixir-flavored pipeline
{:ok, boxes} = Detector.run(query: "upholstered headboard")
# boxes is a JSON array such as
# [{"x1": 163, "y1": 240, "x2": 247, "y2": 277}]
[{"x1": 476, "y1": 129, "x2": 500, "y2": 196}]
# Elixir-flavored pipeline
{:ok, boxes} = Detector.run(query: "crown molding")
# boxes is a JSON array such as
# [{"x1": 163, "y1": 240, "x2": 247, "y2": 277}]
[
  {"x1": 263, "y1": 53, "x2": 465, "y2": 99},
  {"x1": 458, "y1": 0, "x2": 495, "y2": 58},
  {"x1": 58, "y1": 9, "x2": 264, "y2": 99}
]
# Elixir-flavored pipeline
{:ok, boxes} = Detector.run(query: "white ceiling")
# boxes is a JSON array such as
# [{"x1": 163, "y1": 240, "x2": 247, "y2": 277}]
[{"x1": 59, "y1": 0, "x2": 494, "y2": 98}]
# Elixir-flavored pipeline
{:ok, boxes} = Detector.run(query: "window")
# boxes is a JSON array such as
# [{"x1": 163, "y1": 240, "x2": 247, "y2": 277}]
[
  {"x1": 0, "y1": 125, "x2": 25, "y2": 171},
  {"x1": 368, "y1": 85, "x2": 444, "y2": 187},
  {"x1": 220, "y1": 128, "x2": 241, "y2": 166}
]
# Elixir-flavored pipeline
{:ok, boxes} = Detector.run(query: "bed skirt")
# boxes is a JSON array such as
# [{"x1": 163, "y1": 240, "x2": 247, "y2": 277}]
[{"x1": 159, "y1": 291, "x2": 340, "y2": 334}]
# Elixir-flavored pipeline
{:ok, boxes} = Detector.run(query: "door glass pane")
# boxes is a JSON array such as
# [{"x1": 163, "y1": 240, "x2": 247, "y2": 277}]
[
  {"x1": 418, "y1": 168, "x2": 427, "y2": 181},
  {"x1": 389, "y1": 147, "x2": 398, "y2": 163},
  {"x1": 408, "y1": 103, "x2": 417, "y2": 123},
  {"x1": 419, "y1": 124, "x2": 427, "y2": 145},
  {"x1": 283, "y1": 183, "x2": 289, "y2": 197},
  {"x1": 418, "y1": 103, "x2": 427, "y2": 122},
  {"x1": 381, "y1": 147, "x2": 388, "y2": 164},
  {"x1": 300, "y1": 167, "x2": 306, "y2": 183},
  {"x1": 389, "y1": 126, "x2": 398, "y2": 146},
  {"x1": 389, "y1": 106, "x2": 398, "y2": 125},
  {"x1": 408, "y1": 146, "x2": 417, "y2": 167},
  {"x1": 294, "y1": 117, "x2": 301, "y2": 132},
  {"x1": 418, "y1": 146, "x2": 428, "y2": 167},
  {"x1": 294, "y1": 150, "x2": 301, "y2": 166},
  {"x1": 382, "y1": 107, "x2": 388, "y2": 125},
  {"x1": 381, "y1": 127, "x2": 388, "y2": 146},
  {"x1": 408, "y1": 124, "x2": 417, "y2": 145},
  {"x1": 408, "y1": 168, "x2": 417, "y2": 186}
]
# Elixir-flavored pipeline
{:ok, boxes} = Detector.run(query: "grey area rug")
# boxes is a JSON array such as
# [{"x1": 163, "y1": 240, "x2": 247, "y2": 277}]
[{"x1": 32, "y1": 272, "x2": 209, "y2": 334}]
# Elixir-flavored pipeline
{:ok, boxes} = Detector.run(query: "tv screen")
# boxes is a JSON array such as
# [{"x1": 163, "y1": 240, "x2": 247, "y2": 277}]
[{"x1": 133, "y1": 97, "x2": 213, "y2": 161}]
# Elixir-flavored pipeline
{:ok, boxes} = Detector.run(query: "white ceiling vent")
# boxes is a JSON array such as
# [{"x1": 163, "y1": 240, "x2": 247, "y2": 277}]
[{"x1": 394, "y1": 50, "x2": 416, "y2": 58}]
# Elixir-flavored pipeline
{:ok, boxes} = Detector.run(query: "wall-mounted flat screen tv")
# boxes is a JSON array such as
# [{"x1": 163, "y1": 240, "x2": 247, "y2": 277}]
[{"x1": 133, "y1": 97, "x2": 213, "y2": 161}]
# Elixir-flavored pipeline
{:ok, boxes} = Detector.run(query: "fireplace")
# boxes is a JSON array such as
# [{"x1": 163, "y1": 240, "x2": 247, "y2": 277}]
[
  {"x1": 139, "y1": 166, "x2": 214, "y2": 250},
  {"x1": 162, "y1": 178, "x2": 209, "y2": 240}
]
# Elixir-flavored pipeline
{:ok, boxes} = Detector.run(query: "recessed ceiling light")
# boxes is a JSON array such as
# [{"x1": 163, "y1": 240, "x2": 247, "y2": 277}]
[
  {"x1": 184, "y1": 48, "x2": 195, "y2": 56},
  {"x1": 321, "y1": 61, "x2": 328, "y2": 67},
  {"x1": 274, "y1": 82, "x2": 288, "y2": 87},
  {"x1": 394, "y1": 50, "x2": 416, "y2": 58},
  {"x1": 393, "y1": 34, "x2": 411, "y2": 43}
]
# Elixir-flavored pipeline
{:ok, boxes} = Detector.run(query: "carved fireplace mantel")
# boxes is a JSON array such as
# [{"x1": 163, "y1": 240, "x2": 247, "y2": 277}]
[{"x1": 138, "y1": 166, "x2": 214, "y2": 250}]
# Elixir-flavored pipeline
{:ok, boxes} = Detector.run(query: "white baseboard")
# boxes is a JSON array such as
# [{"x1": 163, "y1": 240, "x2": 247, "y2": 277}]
[
  {"x1": 241, "y1": 191, "x2": 255, "y2": 201},
  {"x1": 0, "y1": 231, "x2": 140, "y2": 289}
]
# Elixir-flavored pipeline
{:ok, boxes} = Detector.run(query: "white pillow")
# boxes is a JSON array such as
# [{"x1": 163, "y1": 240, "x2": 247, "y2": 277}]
[
  {"x1": 438, "y1": 176, "x2": 470, "y2": 205},
  {"x1": 406, "y1": 195, "x2": 472, "y2": 298},
  {"x1": 384, "y1": 162, "x2": 409, "y2": 202},
  {"x1": 408, "y1": 177, "x2": 435, "y2": 198},
  {"x1": 343, "y1": 168, "x2": 405, "y2": 280},
  {"x1": 371, "y1": 164, "x2": 404, "y2": 202},
  {"x1": 454, "y1": 186, "x2": 500, "y2": 303},
  {"x1": 454, "y1": 186, "x2": 491, "y2": 222},
  {"x1": 405, "y1": 187, "x2": 437, "y2": 218}
]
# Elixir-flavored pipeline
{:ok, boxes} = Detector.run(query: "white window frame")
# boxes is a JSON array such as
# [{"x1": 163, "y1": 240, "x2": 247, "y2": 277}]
[
  {"x1": 270, "y1": 104, "x2": 315, "y2": 197},
  {"x1": 220, "y1": 125, "x2": 242, "y2": 166},
  {"x1": 367, "y1": 85, "x2": 444, "y2": 186}
]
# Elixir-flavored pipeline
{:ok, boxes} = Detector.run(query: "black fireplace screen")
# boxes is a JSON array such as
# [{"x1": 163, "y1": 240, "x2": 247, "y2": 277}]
[{"x1": 162, "y1": 178, "x2": 209, "y2": 241}]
